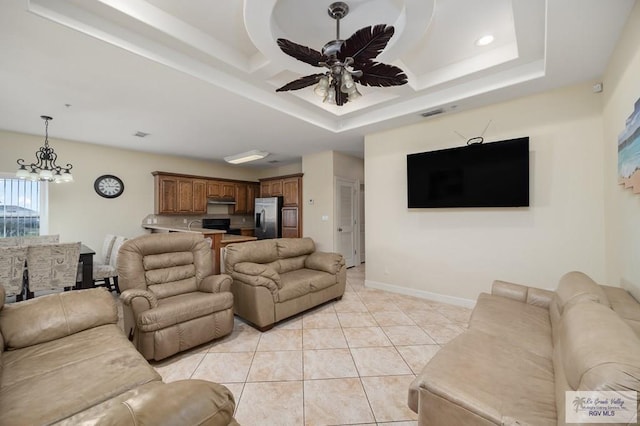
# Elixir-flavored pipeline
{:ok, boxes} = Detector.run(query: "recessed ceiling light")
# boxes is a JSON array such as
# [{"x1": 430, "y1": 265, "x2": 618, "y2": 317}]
[{"x1": 475, "y1": 35, "x2": 494, "y2": 46}]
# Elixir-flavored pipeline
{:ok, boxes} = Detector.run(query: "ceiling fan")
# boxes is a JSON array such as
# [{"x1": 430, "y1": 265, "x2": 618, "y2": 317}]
[{"x1": 275, "y1": 1, "x2": 407, "y2": 106}]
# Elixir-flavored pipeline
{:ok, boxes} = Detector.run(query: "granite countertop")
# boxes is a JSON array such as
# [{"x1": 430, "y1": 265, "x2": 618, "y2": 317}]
[
  {"x1": 141, "y1": 224, "x2": 256, "y2": 243},
  {"x1": 220, "y1": 234, "x2": 257, "y2": 244},
  {"x1": 142, "y1": 224, "x2": 225, "y2": 234}
]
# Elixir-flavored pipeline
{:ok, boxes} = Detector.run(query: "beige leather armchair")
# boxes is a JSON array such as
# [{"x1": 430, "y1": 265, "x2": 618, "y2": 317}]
[{"x1": 118, "y1": 233, "x2": 234, "y2": 360}]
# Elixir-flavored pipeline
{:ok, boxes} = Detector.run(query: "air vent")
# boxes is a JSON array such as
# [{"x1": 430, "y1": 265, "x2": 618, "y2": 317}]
[
  {"x1": 421, "y1": 108, "x2": 444, "y2": 118},
  {"x1": 133, "y1": 131, "x2": 150, "y2": 138}
]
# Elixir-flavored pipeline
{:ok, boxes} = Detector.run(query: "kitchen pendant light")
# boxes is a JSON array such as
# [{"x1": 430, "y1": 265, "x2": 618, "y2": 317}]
[{"x1": 16, "y1": 116, "x2": 74, "y2": 183}]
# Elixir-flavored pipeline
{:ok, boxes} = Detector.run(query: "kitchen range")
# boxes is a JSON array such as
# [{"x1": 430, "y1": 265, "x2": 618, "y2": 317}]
[{"x1": 201, "y1": 218, "x2": 242, "y2": 235}]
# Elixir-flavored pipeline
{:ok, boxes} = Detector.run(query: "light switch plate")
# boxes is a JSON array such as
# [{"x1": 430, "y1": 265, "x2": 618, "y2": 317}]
[{"x1": 321, "y1": 215, "x2": 329, "y2": 221}]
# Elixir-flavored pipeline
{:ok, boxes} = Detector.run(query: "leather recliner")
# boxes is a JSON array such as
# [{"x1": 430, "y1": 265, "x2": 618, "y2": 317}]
[{"x1": 118, "y1": 233, "x2": 234, "y2": 360}]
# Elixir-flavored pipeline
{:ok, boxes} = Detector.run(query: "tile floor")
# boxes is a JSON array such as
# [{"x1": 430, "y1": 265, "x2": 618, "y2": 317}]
[{"x1": 150, "y1": 265, "x2": 471, "y2": 426}]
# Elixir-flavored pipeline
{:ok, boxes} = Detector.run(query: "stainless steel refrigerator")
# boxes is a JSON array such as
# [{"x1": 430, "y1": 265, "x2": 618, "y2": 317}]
[{"x1": 254, "y1": 197, "x2": 283, "y2": 239}]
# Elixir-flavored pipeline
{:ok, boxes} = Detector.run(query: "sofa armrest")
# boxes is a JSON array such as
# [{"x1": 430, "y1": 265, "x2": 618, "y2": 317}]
[
  {"x1": 304, "y1": 252, "x2": 344, "y2": 275},
  {"x1": 234, "y1": 262, "x2": 280, "y2": 283},
  {"x1": 231, "y1": 272, "x2": 279, "y2": 294},
  {"x1": 491, "y1": 280, "x2": 528, "y2": 303},
  {"x1": 120, "y1": 289, "x2": 158, "y2": 311},
  {"x1": 0, "y1": 288, "x2": 117, "y2": 350},
  {"x1": 119, "y1": 289, "x2": 158, "y2": 342},
  {"x1": 199, "y1": 274, "x2": 232, "y2": 293},
  {"x1": 526, "y1": 288, "x2": 554, "y2": 308},
  {"x1": 492, "y1": 280, "x2": 553, "y2": 308},
  {"x1": 96, "y1": 380, "x2": 237, "y2": 426}
]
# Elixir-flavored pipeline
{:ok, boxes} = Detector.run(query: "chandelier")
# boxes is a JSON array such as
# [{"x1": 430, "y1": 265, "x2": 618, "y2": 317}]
[
  {"x1": 275, "y1": 2, "x2": 407, "y2": 106},
  {"x1": 16, "y1": 116, "x2": 74, "y2": 183}
]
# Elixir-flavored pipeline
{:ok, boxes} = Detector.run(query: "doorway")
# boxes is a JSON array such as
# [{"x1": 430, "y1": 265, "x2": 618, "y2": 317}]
[{"x1": 335, "y1": 177, "x2": 358, "y2": 268}]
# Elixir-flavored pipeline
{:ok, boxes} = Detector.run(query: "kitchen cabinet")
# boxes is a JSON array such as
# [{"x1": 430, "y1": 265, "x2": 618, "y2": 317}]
[
  {"x1": 207, "y1": 180, "x2": 234, "y2": 199},
  {"x1": 153, "y1": 171, "x2": 260, "y2": 216},
  {"x1": 260, "y1": 180, "x2": 282, "y2": 197},
  {"x1": 177, "y1": 179, "x2": 194, "y2": 213},
  {"x1": 247, "y1": 183, "x2": 259, "y2": 215},
  {"x1": 282, "y1": 177, "x2": 301, "y2": 206},
  {"x1": 206, "y1": 181, "x2": 221, "y2": 197},
  {"x1": 240, "y1": 228, "x2": 255, "y2": 237},
  {"x1": 156, "y1": 175, "x2": 178, "y2": 214},
  {"x1": 154, "y1": 174, "x2": 208, "y2": 215},
  {"x1": 192, "y1": 180, "x2": 207, "y2": 213},
  {"x1": 222, "y1": 183, "x2": 235, "y2": 199},
  {"x1": 281, "y1": 207, "x2": 299, "y2": 238},
  {"x1": 231, "y1": 184, "x2": 248, "y2": 214}
]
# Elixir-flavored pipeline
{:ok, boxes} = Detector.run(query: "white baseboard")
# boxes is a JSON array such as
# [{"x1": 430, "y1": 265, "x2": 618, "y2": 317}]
[{"x1": 364, "y1": 279, "x2": 476, "y2": 309}]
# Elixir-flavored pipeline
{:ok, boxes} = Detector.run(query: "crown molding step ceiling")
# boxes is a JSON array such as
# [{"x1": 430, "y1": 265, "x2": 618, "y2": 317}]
[
  {"x1": 0, "y1": 0, "x2": 632, "y2": 163},
  {"x1": 27, "y1": 0, "x2": 549, "y2": 132}
]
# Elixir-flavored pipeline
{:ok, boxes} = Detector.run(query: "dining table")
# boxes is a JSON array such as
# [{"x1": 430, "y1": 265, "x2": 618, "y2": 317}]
[{"x1": 77, "y1": 244, "x2": 96, "y2": 290}]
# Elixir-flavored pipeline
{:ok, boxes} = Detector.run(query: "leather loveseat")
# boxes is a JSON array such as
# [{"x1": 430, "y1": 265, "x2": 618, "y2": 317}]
[
  {"x1": 0, "y1": 286, "x2": 238, "y2": 425},
  {"x1": 224, "y1": 237, "x2": 346, "y2": 331},
  {"x1": 408, "y1": 271, "x2": 640, "y2": 425}
]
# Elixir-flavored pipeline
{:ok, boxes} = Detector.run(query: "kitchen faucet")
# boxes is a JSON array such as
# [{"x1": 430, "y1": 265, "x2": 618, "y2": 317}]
[{"x1": 187, "y1": 219, "x2": 202, "y2": 231}]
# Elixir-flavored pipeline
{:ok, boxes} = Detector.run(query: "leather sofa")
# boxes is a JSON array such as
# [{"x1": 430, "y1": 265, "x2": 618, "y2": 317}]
[
  {"x1": 0, "y1": 286, "x2": 238, "y2": 425},
  {"x1": 224, "y1": 237, "x2": 346, "y2": 331},
  {"x1": 408, "y1": 271, "x2": 640, "y2": 425},
  {"x1": 118, "y1": 233, "x2": 234, "y2": 361}
]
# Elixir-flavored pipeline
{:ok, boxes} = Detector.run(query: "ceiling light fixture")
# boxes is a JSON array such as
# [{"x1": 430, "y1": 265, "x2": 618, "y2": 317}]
[
  {"x1": 475, "y1": 35, "x2": 495, "y2": 46},
  {"x1": 224, "y1": 150, "x2": 269, "y2": 165},
  {"x1": 16, "y1": 116, "x2": 73, "y2": 183},
  {"x1": 275, "y1": 1, "x2": 407, "y2": 106}
]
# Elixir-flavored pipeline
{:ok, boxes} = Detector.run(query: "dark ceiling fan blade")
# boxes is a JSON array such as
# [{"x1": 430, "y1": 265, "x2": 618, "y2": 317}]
[
  {"x1": 276, "y1": 73, "x2": 325, "y2": 92},
  {"x1": 338, "y1": 25, "x2": 395, "y2": 63},
  {"x1": 355, "y1": 61, "x2": 408, "y2": 87},
  {"x1": 277, "y1": 38, "x2": 325, "y2": 67}
]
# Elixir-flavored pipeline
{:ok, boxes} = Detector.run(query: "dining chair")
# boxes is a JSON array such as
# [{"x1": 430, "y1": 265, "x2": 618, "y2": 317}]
[
  {"x1": 0, "y1": 246, "x2": 28, "y2": 301},
  {"x1": 26, "y1": 242, "x2": 81, "y2": 299},
  {"x1": 22, "y1": 234, "x2": 60, "y2": 245},
  {"x1": 0, "y1": 237, "x2": 23, "y2": 247},
  {"x1": 93, "y1": 235, "x2": 126, "y2": 293}
]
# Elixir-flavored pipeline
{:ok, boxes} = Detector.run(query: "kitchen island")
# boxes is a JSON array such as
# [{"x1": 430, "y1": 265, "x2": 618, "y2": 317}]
[{"x1": 142, "y1": 224, "x2": 257, "y2": 274}]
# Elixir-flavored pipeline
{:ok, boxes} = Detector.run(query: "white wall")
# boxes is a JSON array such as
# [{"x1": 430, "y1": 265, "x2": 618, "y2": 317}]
[
  {"x1": 603, "y1": 1, "x2": 640, "y2": 291},
  {"x1": 302, "y1": 151, "x2": 364, "y2": 253},
  {"x1": 302, "y1": 151, "x2": 334, "y2": 251},
  {"x1": 365, "y1": 83, "x2": 606, "y2": 303},
  {"x1": 333, "y1": 152, "x2": 364, "y2": 183},
  {"x1": 0, "y1": 130, "x2": 261, "y2": 259},
  {"x1": 256, "y1": 162, "x2": 302, "y2": 179}
]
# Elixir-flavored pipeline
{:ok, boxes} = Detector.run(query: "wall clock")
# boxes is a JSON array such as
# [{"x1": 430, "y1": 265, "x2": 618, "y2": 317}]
[{"x1": 94, "y1": 174, "x2": 124, "y2": 199}]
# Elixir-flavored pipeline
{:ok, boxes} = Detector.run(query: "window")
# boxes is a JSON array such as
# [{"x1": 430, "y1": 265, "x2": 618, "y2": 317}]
[{"x1": 0, "y1": 175, "x2": 48, "y2": 237}]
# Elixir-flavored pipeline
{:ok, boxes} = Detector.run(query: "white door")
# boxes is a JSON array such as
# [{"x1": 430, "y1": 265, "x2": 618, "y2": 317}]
[
  {"x1": 335, "y1": 178, "x2": 357, "y2": 268},
  {"x1": 360, "y1": 183, "x2": 365, "y2": 263}
]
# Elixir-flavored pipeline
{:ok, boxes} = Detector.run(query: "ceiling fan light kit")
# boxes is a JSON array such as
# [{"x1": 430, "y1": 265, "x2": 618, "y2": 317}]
[{"x1": 276, "y1": 1, "x2": 407, "y2": 106}]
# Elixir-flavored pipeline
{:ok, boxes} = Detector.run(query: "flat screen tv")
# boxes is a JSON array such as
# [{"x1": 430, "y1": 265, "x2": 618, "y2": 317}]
[{"x1": 407, "y1": 137, "x2": 529, "y2": 208}]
